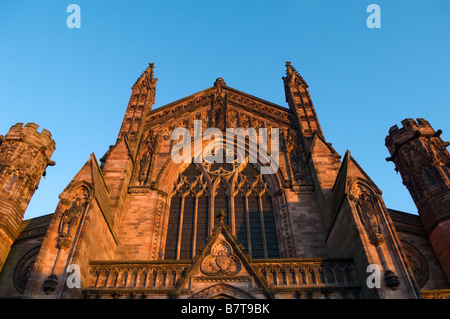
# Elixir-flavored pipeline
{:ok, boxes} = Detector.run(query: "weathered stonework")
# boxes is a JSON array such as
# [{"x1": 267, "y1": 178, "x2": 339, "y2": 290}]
[
  {"x1": 0, "y1": 63, "x2": 448, "y2": 299},
  {"x1": 0, "y1": 123, "x2": 55, "y2": 273},
  {"x1": 386, "y1": 118, "x2": 450, "y2": 283}
]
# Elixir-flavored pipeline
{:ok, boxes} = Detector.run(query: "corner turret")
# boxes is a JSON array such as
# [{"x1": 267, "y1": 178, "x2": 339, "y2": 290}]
[
  {"x1": 0, "y1": 123, "x2": 55, "y2": 271},
  {"x1": 386, "y1": 118, "x2": 450, "y2": 282}
]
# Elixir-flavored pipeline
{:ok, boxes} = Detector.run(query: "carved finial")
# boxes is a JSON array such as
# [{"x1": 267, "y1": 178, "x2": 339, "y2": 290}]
[
  {"x1": 284, "y1": 61, "x2": 307, "y2": 87},
  {"x1": 133, "y1": 63, "x2": 157, "y2": 89},
  {"x1": 146, "y1": 63, "x2": 155, "y2": 80},
  {"x1": 285, "y1": 61, "x2": 293, "y2": 75},
  {"x1": 143, "y1": 63, "x2": 157, "y2": 87},
  {"x1": 216, "y1": 209, "x2": 227, "y2": 224},
  {"x1": 214, "y1": 78, "x2": 226, "y2": 87}
]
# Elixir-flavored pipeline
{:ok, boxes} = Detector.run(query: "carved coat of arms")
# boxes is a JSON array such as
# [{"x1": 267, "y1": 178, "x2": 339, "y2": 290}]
[{"x1": 200, "y1": 240, "x2": 241, "y2": 276}]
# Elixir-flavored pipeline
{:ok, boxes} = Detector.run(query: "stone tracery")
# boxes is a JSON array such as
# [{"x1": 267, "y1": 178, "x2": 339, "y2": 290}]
[{"x1": 164, "y1": 155, "x2": 280, "y2": 260}]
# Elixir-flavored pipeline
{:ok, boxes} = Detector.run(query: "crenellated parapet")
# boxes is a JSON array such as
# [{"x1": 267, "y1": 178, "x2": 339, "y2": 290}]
[
  {"x1": 1, "y1": 122, "x2": 55, "y2": 163},
  {"x1": 385, "y1": 118, "x2": 444, "y2": 160},
  {"x1": 385, "y1": 118, "x2": 449, "y2": 206},
  {"x1": 0, "y1": 123, "x2": 55, "y2": 197}
]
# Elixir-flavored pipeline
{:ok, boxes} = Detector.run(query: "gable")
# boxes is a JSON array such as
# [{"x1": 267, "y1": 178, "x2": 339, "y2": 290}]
[
  {"x1": 145, "y1": 82, "x2": 293, "y2": 134},
  {"x1": 170, "y1": 222, "x2": 273, "y2": 299},
  {"x1": 134, "y1": 82, "x2": 295, "y2": 186}
]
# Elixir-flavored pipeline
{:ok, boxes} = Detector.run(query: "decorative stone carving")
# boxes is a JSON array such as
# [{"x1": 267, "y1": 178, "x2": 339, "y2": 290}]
[
  {"x1": 402, "y1": 242, "x2": 429, "y2": 288},
  {"x1": 137, "y1": 130, "x2": 158, "y2": 185},
  {"x1": 161, "y1": 128, "x2": 171, "y2": 141},
  {"x1": 13, "y1": 246, "x2": 40, "y2": 294},
  {"x1": 351, "y1": 184, "x2": 384, "y2": 246},
  {"x1": 190, "y1": 283, "x2": 256, "y2": 299},
  {"x1": 200, "y1": 240, "x2": 242, "y2": 276},
  {"x1": 56, "y1": 198, "x2": 83, "y2": 250},
  {"x1": 42, "y1": 274, "x2": 59, "y2": 295},
  {"x1": 282, "y1": 129, "x2": 306, "y2": 182},
  {"x1": 240, "y1": 114, "x2": 250, "y2": 129},
  {"x1": 233, "y1": 164, "x2": 269, "y2": 197},
  {"x1": 172, "y1": 164, "x2": 208, "y2": 198},
  {"x1": 290, "y1": 147, "x2": 306, "y2": 181},
  {"x1": 202, "y1": 147, "x2": 243, "y2": 179},
  {"x1": 358, "y1": 192, "x2": 384, "y2": 245},
  {"x1": 213, "y1": 106, "x2": 226, "y2": 131},
  {"x1": 385, "y1": 270, "x2": 400, "y2": 290},
  {"x1": 227, "y1": 110, "x2": 238, "y2": 128}
]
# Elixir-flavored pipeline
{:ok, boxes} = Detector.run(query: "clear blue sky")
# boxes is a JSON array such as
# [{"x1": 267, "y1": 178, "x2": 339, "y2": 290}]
[{"x1": 1, "y1": 1, "x2": 449, "y2": 220}]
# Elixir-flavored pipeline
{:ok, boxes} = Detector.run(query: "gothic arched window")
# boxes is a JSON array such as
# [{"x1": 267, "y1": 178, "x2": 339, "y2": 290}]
[
  {"x1": 164, "y1": 161, "x2": 280, "y2": 260},
  {"x1": 164, "y1": 163, "x2": 208, "y2": 260},
  {"x1": 233, "y1": 163, "x2": 280, "y2": 258}
]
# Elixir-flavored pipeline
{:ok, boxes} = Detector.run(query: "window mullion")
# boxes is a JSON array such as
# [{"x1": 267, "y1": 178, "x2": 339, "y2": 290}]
[
  {"x1": 244, "y1": 195, "x2": 252, "y2": 257},
  {"x1": 176, "y1": 195, "x2": 185, "y2": 260},
  {"x1": 259, "y1": 194, "x2": 268, "y2": 259}
]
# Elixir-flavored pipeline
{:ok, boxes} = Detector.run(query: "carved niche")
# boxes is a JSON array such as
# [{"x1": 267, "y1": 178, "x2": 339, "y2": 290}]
[
  {"x1": 350, "y1": 183, "x2": 385, "y2": 246},
  {"x1": 283, "y1": 129, "x2": 307, "y2": 182},
  {"x1": 56, "y1": 188, "x2": 87, "y2": 250},
  {"x1": 0, "y1": 142, "x2": 52, "y2": 202},
  {"x1": 136, "y1": 130, "x2": 159, "y2": 186}
]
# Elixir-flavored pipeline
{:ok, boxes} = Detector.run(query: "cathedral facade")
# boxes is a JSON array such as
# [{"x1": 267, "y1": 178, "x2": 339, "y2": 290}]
[{"x1": 0, "y1": 63, "x2": 448, "y2": 299}]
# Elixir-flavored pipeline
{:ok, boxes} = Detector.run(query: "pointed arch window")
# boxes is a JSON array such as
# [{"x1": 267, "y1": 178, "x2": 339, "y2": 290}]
[
  {"x1": 164, "y1": 163, "x2": 209, "y2": 260},
  {"x1": 164, "y1": 161, "x2": 280, "y2": 260}
]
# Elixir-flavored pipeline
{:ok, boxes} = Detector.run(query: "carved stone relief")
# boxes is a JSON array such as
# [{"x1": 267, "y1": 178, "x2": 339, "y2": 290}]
[
  {"x1": 402, "y1": 242, "x2": 429, "y2": 288},
  {"x1": 350, "y1": 184, "x2": 384, "y2": 246},
  {"x1": 200, "y1": 240, "x2": 242, "y2": 276},
  {"x1": 13, "y1": 246, "x2": 41, "y2": 294},
  {"x1": 56, "y1": 187, "x2": 89, "y2": 250},
  {"x1": 136, "y1": 130, "x2": 159, "y2": 185},
  {"x1": 56, "y1": 197, "x2": 83, "y2": 250}
]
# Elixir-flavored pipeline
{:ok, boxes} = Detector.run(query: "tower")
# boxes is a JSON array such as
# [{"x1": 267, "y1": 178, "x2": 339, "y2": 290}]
[
  {"x1": 99, "y1": 63, "x2": 158, "y2": 223},
  {"x1": 0, "y1": 123, "x2": 55, "y2": 271},
  {"x1": 386, "y1": 118, "x2": 450, "y2": 282}
]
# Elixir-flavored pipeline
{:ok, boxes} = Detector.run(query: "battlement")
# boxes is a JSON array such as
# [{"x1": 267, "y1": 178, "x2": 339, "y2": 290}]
[
  {"x1": 385, "y1": 118, "x2": 436, "y2": 148},
  {"x1": 3, "y1": 123, "x2": 56, "y2": 158}
]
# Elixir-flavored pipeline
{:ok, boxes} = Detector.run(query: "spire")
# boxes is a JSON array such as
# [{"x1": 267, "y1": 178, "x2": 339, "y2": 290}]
[
  {"x1": 118, "y1": 63, "x2": 158, "y2": 144},
  {"x1": 284, "y1": 61, "x2": 308, "y2": 87},
  {"x1": 282, "y1": 61, "x2": 323, "y2": 145},
  {"x1": 132, "y1": 63, "x2": 157, "y2": 90}
]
